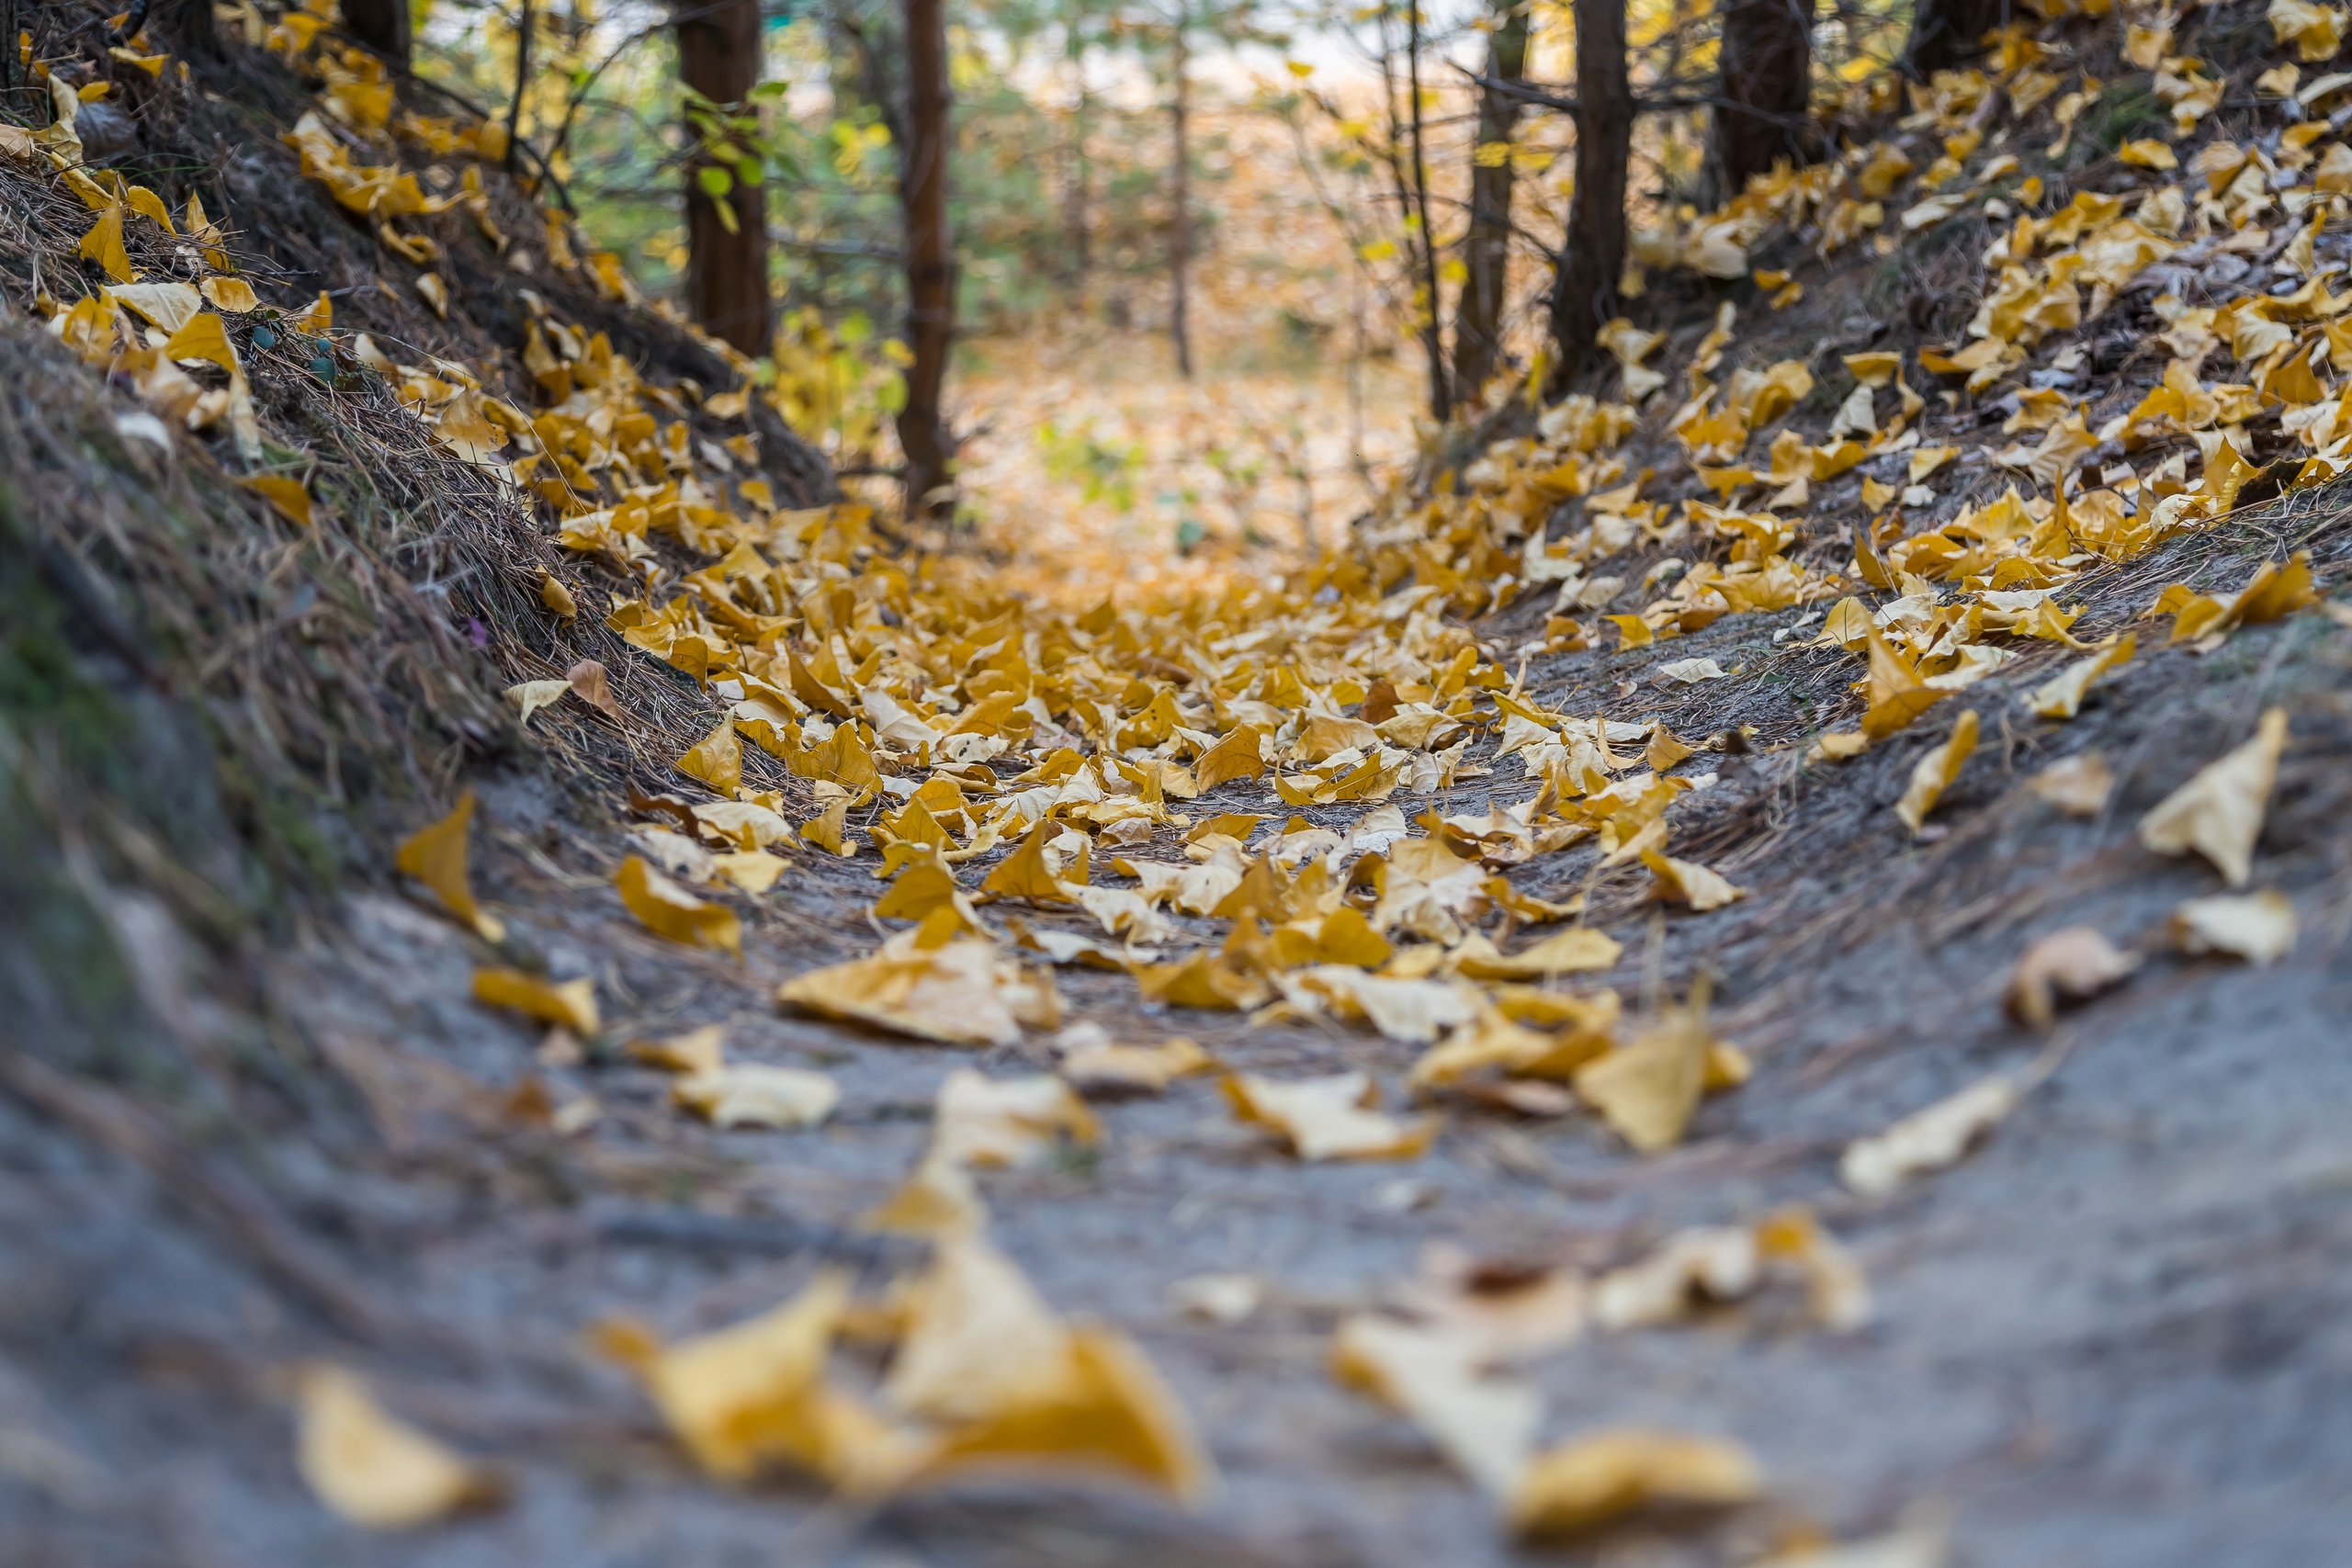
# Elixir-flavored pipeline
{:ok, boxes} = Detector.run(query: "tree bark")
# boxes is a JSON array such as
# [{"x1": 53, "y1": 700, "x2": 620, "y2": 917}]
[
  {"x1": 898, "y1": 0, "x2": 955, "y2": 516},
  {"x1": 1711, "y1": 0, "x2": 1816, "y2": 201},
  {"x1": 1406, "y1": 0, "x2": 1447, "y2": 422},
  {"x1": 1545, "y1": 0, "x2": 1627, "y2": 394},
  {"x1": 1903, "y1": 0, "x2": 2009, "y2": 76},
  {"x1": 341, "y1": 0, "x2": 409, "y2": 65},
  {"x1": 1169, "y1": 10, "x2": 1193, "y2": 378},
  {"x1": 1452, "y1": 0, "x2": 1529, "y2": 400},
  {"x1": 678, "y1": 0, "x2": 772, "y2": 355}
]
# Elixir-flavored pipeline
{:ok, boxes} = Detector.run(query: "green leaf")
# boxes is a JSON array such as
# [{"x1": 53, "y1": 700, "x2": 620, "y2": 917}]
[
  {"x1": 736, "y1": 157, "x2": 764, "y2": 187},
  {"x1": 697, "y1": 165, "x2": 734, "y2": 199}
]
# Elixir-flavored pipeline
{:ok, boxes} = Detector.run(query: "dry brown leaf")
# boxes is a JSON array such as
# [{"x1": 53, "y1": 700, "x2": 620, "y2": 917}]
[
  {"x1": 2138, "y1": 707, "x2": 2289, "y2": 886},
  {"x1": 2006, "y1": 926, "x2": 2139, "y2": 1028},
  {"x1": 294, "y1": 1365, "x2": 500, "y2": 1529},
  {"x1": 2030, "y1": 753, "x2": 2114, "y2": 817}
]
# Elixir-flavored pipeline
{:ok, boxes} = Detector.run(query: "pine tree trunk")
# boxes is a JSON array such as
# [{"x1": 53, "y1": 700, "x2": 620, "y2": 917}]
[
  {"x1": 678, "y1": 0, "x2": 772, "y2": 355},
  {"x1": 1545, "y1": 0, "x2": 1627, "y2": 394},
  {"x1": 1711, "y1": 0, "x2": 1816, "y2": 200},
  {"x1": 1903, "y1": 0, "x2": 2009, "y2": 75},
  {"x1": 342, "y1": 0, "x2": 409, "y2": 65},
  {"x1": 898, "y1": 0, "x2": 956, "y2": 516},
  {"x1": 1452, "y1": 0, "x2": 1530, "y2": 400},
  {"x1": 1169, "y1": 15, "x2": 1193, "y2": 379}
]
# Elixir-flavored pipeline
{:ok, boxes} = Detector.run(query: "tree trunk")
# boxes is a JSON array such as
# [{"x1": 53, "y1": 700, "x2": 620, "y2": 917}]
[
  {"x1": 677, "y1": 0, "x2": 771, "y2": 356},
  {"x1": 1903, "y1": 0, "x2": 2008, "y2": 76},
  {"x1": 342, "y1": 0, "x2": 409, "y2": 66},
  {"x1": 1169, "y1": 13, "x2": 1193, "y2": 378},
  {"x1": 1545, "y1": 0, "x2": 1627, "y2": 394},
  {"x1": 1711, "y1": 0, "x2": 1816, "y2": 201},
  {"x1": 898, "y1": 0, "x2": 955, "y2": 517},
  {"x1": 1406, "y1": 0, "x2": 1448, "y2": 423},
  {"x1": 1452, "y1": 0, "x2": 1529, "y2": 401}
]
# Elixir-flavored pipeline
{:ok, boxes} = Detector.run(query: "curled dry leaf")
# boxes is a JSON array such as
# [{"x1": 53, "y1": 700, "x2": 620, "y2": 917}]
[
  {"x1": 1641, "y1": 847, "x2": 1747, "y2": 909},
  {"x1": 2005, "y1": 926, "x2": 2139, "y2": 1029},
  {"x1": 1840, "y1": 1075, "x2": 2019, "y2": 1198},
  {"x1": 564, "y1": 658, "x2": 618, "y2": 714},
  {"x1": 627, "y1": 1022, "x2": 726, "y2": 1075},
  {"x1": 1452, "y1": 925, "x2": 1623, "y2": 979},
  {"x1": 1223, "y1": 1070, "x2": 1435, "y2": 1161},
  {"x1": 2138, "y1": 707, "x2": 2289, "y2": 886},
  {"x1": 471, "y1": 968, "x2": 600, "y2": 1035},
  {"x1": 504, "y1": 678, "x2": 571, "y2": 725},
  {"x1": 393, "y1": 789, "x2": 504, "y2": 941},
  {"x1": 673, "y1": 1064, "x2": 840, "y2": 1129},
  {"x1": 931, "y1": 1068, "x2": 1100, "y2": 1167},
  {"x1": 1572, "y1": 986, "x2": 1714, "y2": 1154},
  {"x1": 1894, "y1": 709, "x2": 1978, "y2": 834},
  {"x1": 2171, "y1": 889, "x2": 2297, "y2": 965},
  {"x1": 1509, "y1": 1428, "x2": 1763, "y2": 1539},
  {"x1": 1058, "y1": 1035, "x2": 1212, "y2": 1095},
  {"x1": 616, "y1": 855, "x2": 742, "y2": 956},
  {"x1": 294, "y1": 1365, "x2": 501, "y2": 1529},
  {"x1": 2027, "y1": 635, "x2": 2133, "y2": 720}
]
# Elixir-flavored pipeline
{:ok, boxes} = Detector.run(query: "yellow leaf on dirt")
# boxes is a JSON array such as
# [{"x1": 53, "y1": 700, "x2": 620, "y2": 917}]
[
  {"x1": 2028, "y1": 635, "x2": 2134, "y2": 720},
  {"x1": 1644, "y1": 725, "x2": 1694, "y2": 772},
  {"x1": 540, "y1": 572, "x2": 579, "y2": 617},
  {"x1": 241, "y1": 473, "x2": 312, "y2": 525},
  {"x1": 1409, "y1": 995, "x2": 1620, "y2": 1089},
  {"x1": 594, "y1": 1272, "x2": 906, "y2": 1487},
  {"x1": 164, "y1": 310, "x2": 239, "y2": 373},
  {"x1": 1641, "y1": 848, "x2": 1747, "y2": 909},
  {"x1": 981, "y1": 818, "x2": 1079, "y2": 901},
  {"x1": 394, "y1": 789, "x2": 503, "y2": 940},
  {"x1": 2171, "y1": 889, "x2": 2298, "y2": 964},
  {"x1": 79, "y1": 204, "x2": 135, "y2": 283},
  {"x1": 107, "y1": 280, "x2": 201, "y2": 333},
  {"x1": 617, "y1": 855, "x2": 741, "y2": 955},
  {"x1": 627, "y1": 1023, "x2": 727, "y2": 1075},
  {"x1": 1573, "y1": 986, "x2": 1710, "y2": 1153},
  {"x1": 800, "y1": 795, "x2": 858, "y2": 857},
  {"x1": 295, "y1": 1365, "x2": 499, "y2": 1529},
  {"x1": 930, "y1": 1068, "x2": 1100, "y2": 1167},
  {"x1": 200, "y1": 275, "x2": 260, "y2": 312},
  {"x1": 673, "y1": 1064, "x2": 840, "y2": 1128},
  {"x1": 415, "y1": 273, "x2": 448, "y2": 317},
  {"x1": 1453, "y1": 925, "x2": 1622, "y2": 979},
  {"x1": 1308, "y1": 905, "x2": 1392, "y2": 967},
  {"x1": 1223, "y1": 1070, "x2": 1435, "y2": 1161},
  {"x1": 1193, "y1": 724, "x2": 1269, "y2": 792},
  {"x1": 1059, "y1": 1035, "x2": 1212, "y2": 1094},
  {"x1": 1605, "y1": 614, "x2": 1654, "y2": 649},
  {"x1": 2030, "y1": 752, "x2": 2114, "y2": 816},
  {"x1": 504, "y1": 678, "x2": 570, "y2": 724},
  {"x1": 2137, "y1": 707, "x2": 2288, "y2": 886},
  {"x1": 676, "y1": 716, "x2": 743, "y2": 795},
  {"x1": 471, "y1": 967, "x2": 599, "y2": 1034},
  {"x1": 2119, "y1": 138, "x2": 2177, "y2": 169},
  {"x1": 1330, "y1": 1315, "x2": 1542, "y2": 1497},
  {"x1": 1510, "y1": 1428, "x2": 1762, "y2": 1539},
  {"x1": 776, "y1": 938, "x2": 1058, "y2": 1047},
  {"x1": 1894, "y1": 709, "x2": 1979, "y2": 833},
  {"x1": 1860, "y1": 631, "x2": 1943, "y2": 739},
  {"x1": 1840, "y1": 1074, "x2": 2019, "y2": 1197},
  {"x1": 2005, "y1": 925, "x2": 2139, "y2": 1029}
]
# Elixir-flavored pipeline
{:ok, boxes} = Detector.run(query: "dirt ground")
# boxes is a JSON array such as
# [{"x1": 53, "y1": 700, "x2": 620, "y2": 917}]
[{"x1": 6, "y1": 459, "x2": 2348, "y2": 1568}]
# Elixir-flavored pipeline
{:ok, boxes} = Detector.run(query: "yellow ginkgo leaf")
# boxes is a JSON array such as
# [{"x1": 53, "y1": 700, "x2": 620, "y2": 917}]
[
  {"x1": 1192, "y1": 724, "x2": 1269, "y2": 792},
  {"x1": 2171, "y1": 889, "x2": 2298, "y2": 965},
  {"x1": 471, "y1": 967, "x2": 600, "y2": 1034},
  {"x1": 2118, "y1": 138, "x2": 2177, "y2": 170},
  {"x1": 1641, "y1": 848, "x2": 1747, "y2": 909},
  {"x1": 242, "y1": 473, "x2": 312, "y2": 525},
  {"x1": 1222, "y1": 1070, "x2": 1435, "y2": 1161},
  {"x1": 1572, "y1": 983, "x2": 1713, "y2": 1153},
  {"x1": 295, "y1": 1365, "x2": 499, "y2": 1530},
  {"x1": 415, "y1": 273, "x2": 448, "y2": 317},
  {"x1": 616, "y1": 854, "x2": 742, "y2": 955},
  {"x1": 201, "y1": 275, "x2": 261, "y2": 312},
  {"x1": 1894, "y1": 709, "x2": 1979, "y2": 834},
  {"x1": 79, "y1": 204, "x2": 136, "y2": 283},
  {"x1": 672, "y1": 1064, "x2": 840, "y2": 1128},
  {"x1": 393, "y1": 789, "x2": 503, "y2": 940},
  {"x1": 776, "y1": 938, "x2": 1059, "y2": 1048},
  {"x1": 163, "y1": 310, "x2": 239, "y2": 374},
  {"x1": 1510, "y1": 1428, "x2": 1762, "y2": 1538},
  {"x1": 504, "y1": 679, "x2": 571, "y2": 724},
  {"x1": 675, "y1": 716, "x2": 742, "y2": 794},
  {"x1": 2028, "y1": 635, "x2": 2134, "y2": 720},
  {"x1": 2138, "y1": 707, "x2": 2288, "y2": 886}
]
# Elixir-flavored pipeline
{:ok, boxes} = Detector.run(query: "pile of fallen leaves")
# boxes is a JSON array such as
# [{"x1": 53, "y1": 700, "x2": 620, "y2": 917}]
[{"x1": 7, "y1": 0, "x2": 2342, "y2": 1552}]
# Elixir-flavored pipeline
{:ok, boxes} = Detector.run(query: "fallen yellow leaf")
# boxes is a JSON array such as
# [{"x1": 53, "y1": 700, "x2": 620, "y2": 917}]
[
  {"x1": 1840, "y1": 1074, "x2": 2018, "y2": 1197},
  {"x1": 2171, "y1": 889, "x2": 2297, "y2": 965},
  {"x1": 1223, "y1": 1070, "x2": 1435, "y2": 1161},
  {"x1": 2138, "y1": 707, "x2": 2288, "y2": 886},
  {"x1": 2006, "y1": 926, "x2": 2138, "y2": 1029},
  {"x1": 294, "y1": 1365, "x2": 499, "y2": 1529},
  {"x1": 1894, "y1": 709, "x2": 1978, "y2": 834},
  {"x1": 617, "y1": 854, "x2": 742, "y2": 955},
  {"x1": 673, "y1": 1064, "x2": 840, "y2": 1128},
  {"x1": 1510, "y1": 1428, "x2": 1762, "y2": 1538},
  {"x1": 393, "y1": 789, "x2": 504, "y2": 940},
  {"x1": 471, "y1": 967, "x2": 599, "y2": 1034},
  {"x1": 79, "y1": 203, "x2": 136, "y2": 283}
]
